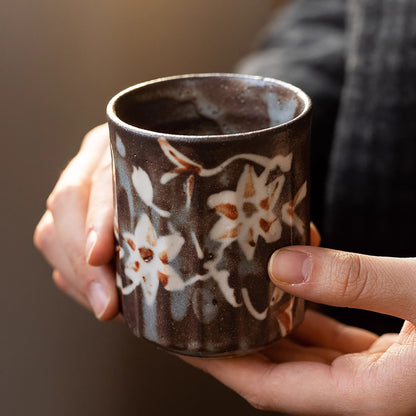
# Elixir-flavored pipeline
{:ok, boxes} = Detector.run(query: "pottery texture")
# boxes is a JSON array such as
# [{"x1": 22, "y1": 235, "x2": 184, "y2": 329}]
[{"x1": 107, "y1": 74, "x2": 311, "y2": 356}]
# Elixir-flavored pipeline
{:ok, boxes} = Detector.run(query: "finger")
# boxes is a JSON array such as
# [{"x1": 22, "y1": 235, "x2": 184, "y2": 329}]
[
  {"x1": 85, "y1": 144, "x2": 114, "y2": 266},
  {"x1": 52, "y1": 124, "x2": 110, "y2": 191},
  {"x1": 34, "y1": 211, "x2": 78, "y2": 280},
  {"x1": 47, "y1": 125, "x2": 110, "y2": 214},
  {"x1": 78, "y1": 123, "x2": 110, "y2": 161},
  {"x1": 261, "y1": 337, "x2": 341, "y2": 364},
  {"x1": 50, "y1": 183, "x2": 118, "y2": 321},
  {"x1": 46, "y1": 126, "x2": 111, "y2": 250},
  {"x1": 53, "y1": 270, "x2": 125, "y2": 322},
  {"x1": 35, "y1": 212, "x2": 87, "y2": 306},
  {"x1": 291, "y1": 310, "x2": 378, "y2": 353},
  {"x1": 181, "y1": 354, "x2": 355, "y2": 414},
  {"x1": 367, "y1": 333, "x2": 400, "y2": 353},
  {"x1": 34, "y1": 211, "x2": 119, "y2": 320},
  {"x1": 399, "y1": 320, "x2": 416, "y2": 341},
  {"x1": 52, "y1": 270, "x2": 92, "y2": 311},
  {"x1": 310, "y1": 222, "x2": 321, "y2": 247},
  {"x1": 46, "y1": 126, "x2": 119, "y2": 320},
  {"x1": 268, "y1": 246, "x2": 416, "y2": 323}
]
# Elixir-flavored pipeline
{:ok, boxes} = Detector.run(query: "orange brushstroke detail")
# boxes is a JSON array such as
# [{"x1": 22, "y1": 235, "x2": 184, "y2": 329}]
[
  {"x1": 158, "y1": 271, "x2": 170, "y2": 287},
  {"x1": 139, "y1": 247, "x2": 154, "y2": 262},
  {"x1": 159, "y1": 251, "x2": 169, "y2": 264},
  {"x1": 243, "y1": 166, "x2": 256, "y2": 198},
  {"x1": 215, "y1": 203, "x2": 238, "y2": 220},
  {"x1": 127, "y1": 239, "x2": 136, "y2": 250}
]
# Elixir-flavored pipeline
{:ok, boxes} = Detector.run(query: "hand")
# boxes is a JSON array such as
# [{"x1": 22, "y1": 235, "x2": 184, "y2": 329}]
[
  {"x1": 183, "y1": 241, "x2": 416, "y2": 415},
  {"x1": 34, "y1": 124, "x2": 119, "y2": 320}
]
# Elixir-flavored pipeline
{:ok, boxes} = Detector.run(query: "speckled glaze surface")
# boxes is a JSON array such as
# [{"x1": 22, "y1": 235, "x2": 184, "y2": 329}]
[{"x1": 107, "y1": 73, "x2": 311, "y2": 357}]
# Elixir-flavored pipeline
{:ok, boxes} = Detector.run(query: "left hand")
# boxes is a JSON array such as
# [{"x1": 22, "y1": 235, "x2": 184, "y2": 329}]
[{"x1": 34, "y1": 124, "x2": 119, "y2": 320}]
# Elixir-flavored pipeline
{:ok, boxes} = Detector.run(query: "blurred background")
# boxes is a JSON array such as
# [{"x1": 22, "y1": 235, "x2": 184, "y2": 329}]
[{"x1": 2, "y1": 1, "x2": 289, "y2": 415}]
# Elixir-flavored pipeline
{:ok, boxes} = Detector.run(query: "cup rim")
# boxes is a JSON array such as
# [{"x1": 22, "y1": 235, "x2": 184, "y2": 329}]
[{"x1": 106, "y1": 73, "x2": 312, "y2": 141}]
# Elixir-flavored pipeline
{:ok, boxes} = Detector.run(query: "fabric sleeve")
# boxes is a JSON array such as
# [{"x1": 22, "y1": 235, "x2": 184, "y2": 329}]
[{"x1": 235, "y1": 0, "x2": 346, "y2": 229}]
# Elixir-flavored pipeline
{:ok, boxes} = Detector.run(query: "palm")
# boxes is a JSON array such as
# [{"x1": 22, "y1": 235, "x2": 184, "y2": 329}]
[{"x1": 183, "y1": 310, "x2": 416, "y2": 415}]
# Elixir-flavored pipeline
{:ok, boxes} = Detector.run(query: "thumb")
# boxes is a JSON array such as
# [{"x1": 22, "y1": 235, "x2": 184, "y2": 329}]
[{"x1": 268, "y1": 246, "x2": 416, "y2": 324}]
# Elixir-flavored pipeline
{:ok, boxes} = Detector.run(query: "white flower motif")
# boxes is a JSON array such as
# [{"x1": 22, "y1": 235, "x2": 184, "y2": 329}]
[
  {"x1": 208, "y1": 164, "x2": 284, "y2": 260},
  {"x1": 120, "y1": 213, "x2": 185, "y2": 305},
  {"x1": 282, "y1": 181, "x2": 307, "y2": 235},
  {"x1": 131, "y1": 167, "x2": 170, "y2": 218},
  {"x1": 275, "y1": 297, "x2": 295, "y2": 336},
  {"x1": 116, "y1": 135, "x2": 126, "y2": 157}
]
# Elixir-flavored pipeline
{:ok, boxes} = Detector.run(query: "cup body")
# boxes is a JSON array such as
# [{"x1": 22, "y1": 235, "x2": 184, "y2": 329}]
[{"x1": 107, "y1": 73, "x2": 311, "y2": 357}]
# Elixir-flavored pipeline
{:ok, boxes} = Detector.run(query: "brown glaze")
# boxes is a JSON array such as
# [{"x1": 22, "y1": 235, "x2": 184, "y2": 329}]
[
  {"x1": 107, "y1": 73, "x2": 311, "y2": 357},
  {"x1": 277, "y1": 299, "x2": 294, "y2": 335},
  {"x1": 242, "y1": 202, "x2": 258, "y2": 217},
  {"x1": 215, "y1": 203, "x2": 239, "y2": 220},
  {"x1": 157, "y1": 271, "x2": 170, "y2": 287},
  {"x1": 139, "y1": 247, "x2": 154, "y2": 263},
  {"x1": 259, "y1": 218, "x2": 274, "y2": 233},
  {"x1": 159, "y1": 251, "x2": 169, "y2": 264},
  {"x1": 127, "y1": 239, "x2": 136, "y2": 250}
]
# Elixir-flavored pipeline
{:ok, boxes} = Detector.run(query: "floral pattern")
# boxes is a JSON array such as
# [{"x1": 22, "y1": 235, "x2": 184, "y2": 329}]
[
  {"x1": 276, "y1": 297, "x2": 295, "y2": 336},
  {"x1": 282, "y1": 181, "x2": 307, "y2": 236},
  {"x1": 207, "y1": 164, "x2": 284, "y2": 260},
  {"x1": 120, "y1": 213, "x2": 185, "y2": 305},
  {"x1": 115, "y1": 136, "x2": 307, "y2": 321}
]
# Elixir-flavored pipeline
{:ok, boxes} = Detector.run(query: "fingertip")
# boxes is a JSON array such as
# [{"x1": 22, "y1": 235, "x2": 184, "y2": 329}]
[
  {"x1": 86, "y1": 228, "x2": 115, "y2": 266},
  {"x1": 88, "y1": 281, "x2": 118, "y2": 321},
  {"x1": 87, "y1": 266, "x2": 119, "y2": 321},
  {"x1": 95, "y1": 293, "x2": 120, "y2": 321},
  {"x1": 268, "y1": 248, "x2": 313, "y2": 285},
  {"x1": 98, "y1": 282, "x2": 120, "y2": 321}
]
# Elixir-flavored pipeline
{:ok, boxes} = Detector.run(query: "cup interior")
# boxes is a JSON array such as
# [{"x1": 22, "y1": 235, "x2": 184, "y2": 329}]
[{"x1": 112, "y1": 75, "x2": 308, "y2": 136}]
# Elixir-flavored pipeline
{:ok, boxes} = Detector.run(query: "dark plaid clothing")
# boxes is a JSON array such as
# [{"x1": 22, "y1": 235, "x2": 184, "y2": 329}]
[{"x1": 237, "y1": 0, "x2": 416, "y2": 333}]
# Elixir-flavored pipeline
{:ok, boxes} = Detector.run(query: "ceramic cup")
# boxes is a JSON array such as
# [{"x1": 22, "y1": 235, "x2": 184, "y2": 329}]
[{"x1": 107, "y1": 73, "x2": 311, "y2": 357}]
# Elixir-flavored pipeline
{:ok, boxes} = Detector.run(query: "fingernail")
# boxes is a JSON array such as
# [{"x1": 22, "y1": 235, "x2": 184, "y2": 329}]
[
  {"x1": 88, "y1": 281, "x2": 109, "y2": 319},
  {"x1": 268, "y1": 248, "x2": 312, "y2": 285},
  {"x1": 86, "y1": 229, "x2": 97, "y2": 264}
]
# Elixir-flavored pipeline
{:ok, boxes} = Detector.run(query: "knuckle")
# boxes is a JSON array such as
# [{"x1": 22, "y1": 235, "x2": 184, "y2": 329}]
[
  {"x1": 33, "y1": 223, "x2": 44, "y2": 250},
  {"x1": 46, "y1": 155, "x2": 92, "y2": 213},
  {"x1": 331, "y1": 252, "x2": 372, "y2": 305},
  {"x1": 52, "y1": 270, "x2": 69, "y2": 292},
  {"x1": 46, "y1": 180, "x2": 88, "y2": 213},
  {"x1": 46, "y1": 190, "x2": 59, "y2": 212},
  {"x1": 33, "y1": 215, "x2": 54, "y2": 251},
  {"x1": 82, "y1": 124, "x2": 109, "y2": 148},
  {"x1": 46, "y1": 188, "x2": 65, "y2": 213}
]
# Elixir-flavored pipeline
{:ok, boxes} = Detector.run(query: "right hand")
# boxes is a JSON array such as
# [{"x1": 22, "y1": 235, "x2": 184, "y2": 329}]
[
  {"x1": 34, "y1": 124, "x2": 119, "y2": 320},
  {"x1": 184, "y1": 243, "x2": 416, "y2": 415}
]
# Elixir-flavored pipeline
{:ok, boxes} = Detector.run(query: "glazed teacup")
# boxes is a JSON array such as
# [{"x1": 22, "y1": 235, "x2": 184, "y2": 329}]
[{"x1": 107, "y1": 73, "x2": 311, "y2": 357}]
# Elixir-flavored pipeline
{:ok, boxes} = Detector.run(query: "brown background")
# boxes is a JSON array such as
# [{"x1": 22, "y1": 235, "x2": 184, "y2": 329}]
[{"x1": 2, "y1": 1, "x2": 288, "y2": 415}]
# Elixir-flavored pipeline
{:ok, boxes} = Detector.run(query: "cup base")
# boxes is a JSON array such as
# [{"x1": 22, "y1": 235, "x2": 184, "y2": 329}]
[{"x1": 130, "y1": 308, "x2": 305, "y2": 358}]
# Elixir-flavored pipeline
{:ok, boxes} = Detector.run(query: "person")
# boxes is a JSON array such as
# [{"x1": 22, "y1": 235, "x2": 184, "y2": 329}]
[{"x1": 34, "y1": 0, "x2": 416, "y2": 414}]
